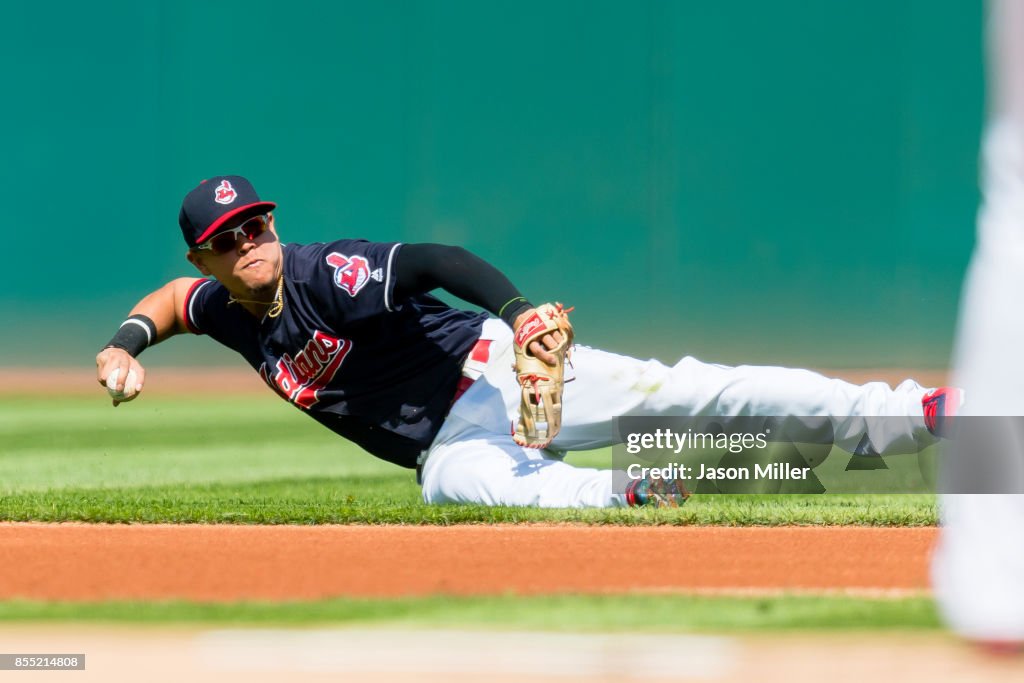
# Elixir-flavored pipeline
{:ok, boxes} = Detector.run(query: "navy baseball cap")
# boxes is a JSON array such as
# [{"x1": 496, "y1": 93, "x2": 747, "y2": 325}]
[{"x1": 178, "y1": 175, "x2": 277, "y2": 248}]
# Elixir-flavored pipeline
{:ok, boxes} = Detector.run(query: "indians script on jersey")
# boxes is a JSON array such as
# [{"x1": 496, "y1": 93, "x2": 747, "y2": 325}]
[{"x1": 260, "y1": 330, "x2": 353, "y2": 409}]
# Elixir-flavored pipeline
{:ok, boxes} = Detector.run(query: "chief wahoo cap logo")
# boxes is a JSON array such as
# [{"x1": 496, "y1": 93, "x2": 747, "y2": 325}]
[{"x1": 214, "y1": 179, "x2": 237, "y2": 205}]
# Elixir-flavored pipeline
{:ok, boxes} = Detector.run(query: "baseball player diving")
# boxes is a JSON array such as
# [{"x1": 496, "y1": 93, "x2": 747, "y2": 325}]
[{"x1": 94, "y1": 175, "x2": 961, "y2": 508}]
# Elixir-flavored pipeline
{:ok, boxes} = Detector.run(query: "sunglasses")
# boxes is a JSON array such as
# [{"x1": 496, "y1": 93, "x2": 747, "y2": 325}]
[{"x1": 195, "y1": 214, "x2": 270, "y2": 254}]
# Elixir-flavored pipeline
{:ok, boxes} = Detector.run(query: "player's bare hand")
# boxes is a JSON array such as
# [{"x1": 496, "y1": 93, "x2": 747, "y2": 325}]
[
  {"x1": 95, "y1": 347, "x2": 147, "y2": 407},
  {"x1": 513, "y1": 310, "x2": 566, "y2": 366},
  {"x1": 528, "y1": 331, "x2": 566, "y2": 365}
]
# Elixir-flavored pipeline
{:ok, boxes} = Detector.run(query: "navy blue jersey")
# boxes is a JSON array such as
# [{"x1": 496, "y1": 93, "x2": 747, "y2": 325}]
[{"x1": 183, "y1": 240, "x2": 487, "y2": 467}]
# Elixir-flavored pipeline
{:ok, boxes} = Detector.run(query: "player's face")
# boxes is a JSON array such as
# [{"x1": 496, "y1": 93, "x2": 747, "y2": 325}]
[{"x1": 187, "y1": 214, "x2": 283, "y2": 299}]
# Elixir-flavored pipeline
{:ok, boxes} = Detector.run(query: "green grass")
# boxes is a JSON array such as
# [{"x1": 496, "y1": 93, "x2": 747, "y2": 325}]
[
  {"x1": 0, "y1": 396, "x2": 937, "y2": 525},
  {"x1": 0, "y1": 594, "x2": 942, "y2": 631}
]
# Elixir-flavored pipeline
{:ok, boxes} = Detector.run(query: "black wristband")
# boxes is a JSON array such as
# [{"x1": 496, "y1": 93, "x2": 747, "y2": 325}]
[
  {"x1": 103, "y1": 314, "x2": 157, "y2": 358},
  {"x1": 498, "y1": 297, "x2": 534, "y2": 329}
]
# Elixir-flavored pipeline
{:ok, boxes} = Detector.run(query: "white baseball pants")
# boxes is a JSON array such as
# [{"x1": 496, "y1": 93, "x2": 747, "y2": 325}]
[
  {"x1": 420, "y1": 319, "x2": 933, "y2": 508},
  {"x1": 931, "y1": 0, "x2": 1024, "y2": 644}
]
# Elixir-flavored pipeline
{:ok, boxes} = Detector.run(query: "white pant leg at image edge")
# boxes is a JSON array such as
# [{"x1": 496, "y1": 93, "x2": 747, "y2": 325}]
[
  {"x1": 933, "y1": 494, "x2": 1024, "y2": 642},
  {"x1": 932, "y1": 0, "x2": 1024, "y2": 636}
]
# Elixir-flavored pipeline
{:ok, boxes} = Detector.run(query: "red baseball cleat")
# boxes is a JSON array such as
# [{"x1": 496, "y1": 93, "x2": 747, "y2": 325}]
[
  {"x1": 923, "y1": 387, "x2": 965, "y2": 438},
  {"x1": 625, "y1": 473, "x2": 691, "y2": 508}
]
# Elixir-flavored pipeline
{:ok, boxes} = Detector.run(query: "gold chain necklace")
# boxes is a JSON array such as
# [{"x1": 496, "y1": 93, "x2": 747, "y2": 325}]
[{"x1": 228, "y1": 274, "x2": 285, "y2": 318}]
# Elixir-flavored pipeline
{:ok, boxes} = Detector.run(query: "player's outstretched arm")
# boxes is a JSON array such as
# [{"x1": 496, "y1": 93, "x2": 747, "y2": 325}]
[
  {"x1": 393, "y1": 243, "x2": 565, "y2": 364},
  {"x1": 95, "y1": 277, "x2": 203, "y2": 406}
]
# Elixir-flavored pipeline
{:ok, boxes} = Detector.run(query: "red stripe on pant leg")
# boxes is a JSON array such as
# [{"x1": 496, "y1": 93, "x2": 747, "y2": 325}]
[{"x1": 470, "y1": 339, "x2": 492, "y2": 363}]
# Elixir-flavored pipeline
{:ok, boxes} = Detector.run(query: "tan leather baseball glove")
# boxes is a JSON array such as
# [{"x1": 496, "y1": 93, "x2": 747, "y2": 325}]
[{"x1": 512, "y1": 302, "x2": 574, "y2": 448}]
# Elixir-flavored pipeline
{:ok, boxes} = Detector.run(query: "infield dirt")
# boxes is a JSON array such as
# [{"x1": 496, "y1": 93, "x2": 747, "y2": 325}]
[{"x1": 0, "y1": 523, "x2": 934, "y2": 601}]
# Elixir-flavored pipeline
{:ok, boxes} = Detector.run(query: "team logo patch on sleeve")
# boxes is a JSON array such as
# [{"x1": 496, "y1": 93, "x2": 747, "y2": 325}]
[
  {"x1": 326, "y1": 252, "x2": 380, "y2": 297},
  {"x1": 214, "y1": 180, "x2": 237, "y2": 205}
]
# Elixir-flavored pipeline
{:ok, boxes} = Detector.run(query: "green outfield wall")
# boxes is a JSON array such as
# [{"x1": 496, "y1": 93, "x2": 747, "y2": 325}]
[{"x1": 2, "y1": 1, "x2": 982, "y2": 368}]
